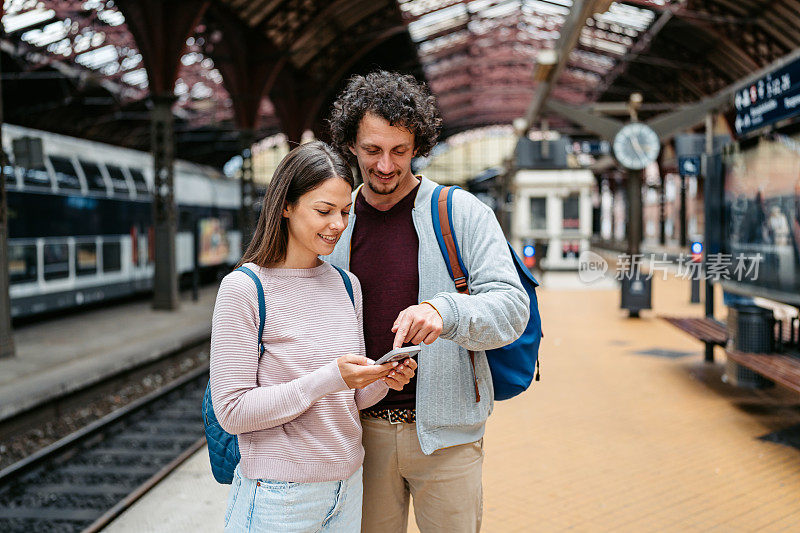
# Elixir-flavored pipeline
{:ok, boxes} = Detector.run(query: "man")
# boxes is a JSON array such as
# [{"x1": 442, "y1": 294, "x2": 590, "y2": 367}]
[{"x1": 324, "y1": 70, "x2": 529, "y2": 532}]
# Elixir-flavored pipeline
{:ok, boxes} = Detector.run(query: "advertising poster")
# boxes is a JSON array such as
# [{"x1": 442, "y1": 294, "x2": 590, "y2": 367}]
[
  {"x1": 724, "y1": 135, "x2": 800, "y2": 298},
  {"x1": 199, "y1": 218, "x2": 230, "y2": 267}
]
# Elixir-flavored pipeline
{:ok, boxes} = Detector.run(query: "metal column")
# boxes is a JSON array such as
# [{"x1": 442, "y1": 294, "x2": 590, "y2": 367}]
[
  {"x1": 0, "y1": 47, "x2": 14, "y2": 359},
  {"x1": 679, "y1": 173, "x2": 687, "y2": 248},
  {"x1": 239, "y1": 129, "x2": 256, "y2": 254},
  {"x1": 659, "y1": 175, "x2": 666, "y2": 246},
  {"x1": 703, "y1": 113, "x2": 716, "y2": 362},
  {"x1": 627, "y1": 169, "x2": 643, "y2": 256},
  {"x1": 609, "y1": 176, "x2": 617, "y2": 242},
  {"x1": 151, "y1": 96, "x2": 179, "y2": 311},
  {"x1": 621, "y1": 168, "x2": 651, "y2": 318}
]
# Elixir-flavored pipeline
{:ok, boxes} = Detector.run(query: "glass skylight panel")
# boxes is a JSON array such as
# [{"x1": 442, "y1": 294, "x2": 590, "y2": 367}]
[
  {"x1": 99, "y1": 61, "x2": 119, "y2": 75},
  {"x1": 523, "y1": 26, "x2": 560, "y2": 41},
  {"x1": 174, "y1": 78, "x2": 189, "y2": 97},
  {"x1": 206, "y1": 68, "x2": 223, "y2": 85},
  {"x1": 466, "y1": 0, "x2": 506, "y2": 14},
  {"x1": 120, "y1": 52, "x2": 141, "y2": 70},
  {"x1": 579, "y1": 29, "x2": 627, "y2": 55},
  {"x1": 570, "y1": 48, "x2": 615, "y2": 69},
  {"x1": 3, "y1": 1, "x2": 31, "y2": 16},
  {"x1": 522, "y1": 0, "x2": 570, "y2": 17},
  {"x1": 563, "y1": 67, "x2": 601, "y2": 83},
  {"x1": 479, "y1": 0, "x2": 519, "y2": 20},
  {"x1": 75, "y1": 43, "x2": 117, "y2": 69},
  {"x1": 594, "y1": 2, "x2": 654, "y2": 32},
  {"x1": 21, "y1": 20, "x2": 69, "y2": 47},
  {"x1": 121, "y1": 68, "x2": 148, "y2": 88},
  {"x1": 3, "y1": 7, "x2": 55, "y2": 33},
  {"x1": 418, "y1": 29, "x2": 469, "y2": 55},
  {"x1": 587, "y1": 27, "x2": 632, "y2": 47},
  {"x1": 408, "y1": 2, "x2": 468, "y2": 41},
  {"x1": 97, "y1": 8, "x2": 124, "y2": 26},
  {"x1": 190, "y1": 82, "x2": 213, "y2": 99},
  {"x1": 73, "y1": 31, "x2": 103, "y2": 54},
  {"x1": 47, "y1": 37, "x2": 72, "y2": 56},
  {"x1": 398, "y1": 0, "x2": 461, "y2": 18},
  {"x1": 181, "y1": 51, "x2": 204, "y2": 66}
]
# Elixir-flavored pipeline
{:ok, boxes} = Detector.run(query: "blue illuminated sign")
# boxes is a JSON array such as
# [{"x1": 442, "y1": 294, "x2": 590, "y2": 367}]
[
  {"x1": 678, "y1": 156, "x2": 700, "y2": 177},
  {"x1": 733, "y1": 55, "x2": 800, "y2": 137},
  {"x1": 65, "y1": 196, "x2": 98, "y2": 210},
  {"x1": 691, "y1": 241, "x2": 703, "y2": 254},
  {"x1": 523, "y1": 245, "x2": 535, "y2": 257}
]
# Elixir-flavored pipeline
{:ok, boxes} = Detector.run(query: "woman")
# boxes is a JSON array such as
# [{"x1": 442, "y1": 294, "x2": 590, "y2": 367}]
[{"x1": 210, "y1": 141, "x2": 416, "y2": 532}]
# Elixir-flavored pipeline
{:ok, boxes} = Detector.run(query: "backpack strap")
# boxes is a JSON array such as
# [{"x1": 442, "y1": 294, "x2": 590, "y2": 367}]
[
  {"x1": 431, "y1": 185, "x2": 480, "y2": 403},
  {"x1": 331, "y1": 264, "x2": 355, "y2": 307},
  {"x1": 235, "y1": 266, "x2": 266, "y2": 358},
  {"x1": 234, "y1": 264, "x2": 355, "y2": 359}
]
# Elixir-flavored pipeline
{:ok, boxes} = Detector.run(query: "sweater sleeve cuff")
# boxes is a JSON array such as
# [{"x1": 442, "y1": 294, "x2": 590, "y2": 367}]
[
  {"x1": 355, "y1": 379, "x2": 389, "y2": 410},
  {"x1": 427, "y1": 294, "x2": 457, "y2": 339},
  {"x1": 296, "y1": 360, "x2": 349, "y2": 403}
]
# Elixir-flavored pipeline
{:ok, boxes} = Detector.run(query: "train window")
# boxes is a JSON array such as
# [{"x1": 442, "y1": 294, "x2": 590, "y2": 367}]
[
  {"x1": 9, "y1": 244, "x2": 37, "y2": 284},
  {"x1": 102, "y1": 241, "x2": 122, "y2": 272},
  {"x1": 529, "y1": 197, "x2": 547, "y2": 230},
  {"x1": 106, "y1": 165, "x2": 131, "y2": 195},
  {"x1": 79, "y1": 161, "x2": 107, "y2": 194},
  {"x1": 20, "y1": 165, "x2": 51, "y2": 188},
  {"x1": 75, "y1": 242, "x2": 98, "y2": 276},
  {"x1": 4, "y1": 164, "x2": 15, "y2": 187},
  {"x1": 43, "y1": 243, "x2": 70, "y2": 281},
  {"x1": 49, "y1": 156, "x2": 82, "y2": 191},
  {"x1": 128, "y1": 168, "x2": 150, "y2": 196},
  {"x1": 563, "y1": 193, "x2": 580, "y2": 231}
]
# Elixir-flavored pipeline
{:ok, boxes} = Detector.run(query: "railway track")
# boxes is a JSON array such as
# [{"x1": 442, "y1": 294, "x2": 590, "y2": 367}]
[{"x1": 0, "y1": 366, "x2": 209, "y2": 532}]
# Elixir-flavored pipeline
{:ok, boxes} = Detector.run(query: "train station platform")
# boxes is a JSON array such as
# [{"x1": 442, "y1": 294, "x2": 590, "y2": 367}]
[
  {"x1": 103, "y1": 272, "x2": 800, "y2": 532},
  {"x1": 0, "y1": 287, "x2": 217, "y2": 423}
]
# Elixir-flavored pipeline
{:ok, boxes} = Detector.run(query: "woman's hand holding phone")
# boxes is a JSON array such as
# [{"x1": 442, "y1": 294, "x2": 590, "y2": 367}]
[
  {"x1": 382, "y1": 358, "x2": 417, "y2": 391},
  {"x1": 336, "y1": 354, "x2": 417, "y2": 390}
]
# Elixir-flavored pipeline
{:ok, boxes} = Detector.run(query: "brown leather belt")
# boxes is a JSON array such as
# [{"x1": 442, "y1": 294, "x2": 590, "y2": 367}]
[{"x1": 361, "y1": 408, "x2": 416, "y2": 424}]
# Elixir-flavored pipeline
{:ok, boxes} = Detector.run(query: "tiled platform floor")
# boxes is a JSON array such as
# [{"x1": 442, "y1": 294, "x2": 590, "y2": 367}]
[{"x1": 108, "y1": 273, "x2": 800, "y2": 532}]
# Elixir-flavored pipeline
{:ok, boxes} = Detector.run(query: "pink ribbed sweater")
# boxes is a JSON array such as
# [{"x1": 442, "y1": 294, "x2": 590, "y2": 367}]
[{"x1": 210, "y1": 261, "x2": 388, "y2": 482}]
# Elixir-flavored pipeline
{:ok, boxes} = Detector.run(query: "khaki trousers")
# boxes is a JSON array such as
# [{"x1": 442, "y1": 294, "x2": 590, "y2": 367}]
[{"x1": 360, "y1": 416, "x2": 483, "y2": 533}]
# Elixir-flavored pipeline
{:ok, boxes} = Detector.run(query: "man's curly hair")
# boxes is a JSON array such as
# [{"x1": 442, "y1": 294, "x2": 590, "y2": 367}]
[{"x1": 328, "y1": 70, "x2": 442, "y2": 159}]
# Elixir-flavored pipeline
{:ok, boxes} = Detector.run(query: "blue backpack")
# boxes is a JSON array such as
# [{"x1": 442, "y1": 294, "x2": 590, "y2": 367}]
[
  {"x1": 431, "y1": 185, "x2": 542, "y2": 401},
  {"x1": 202, "y1": 264, "x2": 355, "y2": 484}
]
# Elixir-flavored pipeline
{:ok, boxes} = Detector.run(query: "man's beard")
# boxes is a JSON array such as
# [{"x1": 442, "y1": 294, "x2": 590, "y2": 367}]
[{"x1": 366, "y1": 173, "x2": 400, "y2": 195}]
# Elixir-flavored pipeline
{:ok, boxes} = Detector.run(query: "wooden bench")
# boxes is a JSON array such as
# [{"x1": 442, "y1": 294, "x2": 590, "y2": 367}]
[
  {"x1": 725, "y1": 349, "x2": 800, "y2": 394},
  {"x1": 660, "y1": 316, "x2": 728, "y2": 346}
]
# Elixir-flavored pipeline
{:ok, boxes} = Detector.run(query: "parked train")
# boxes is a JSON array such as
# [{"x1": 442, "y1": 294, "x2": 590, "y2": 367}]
[{"x1": 3, "y1": 124, "x2": 242, "y2": 318}]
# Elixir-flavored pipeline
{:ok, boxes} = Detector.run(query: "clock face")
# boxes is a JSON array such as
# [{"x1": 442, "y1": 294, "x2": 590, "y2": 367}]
[{"x1": 612, "y1": 123, "x2": 660, "y2": 170}]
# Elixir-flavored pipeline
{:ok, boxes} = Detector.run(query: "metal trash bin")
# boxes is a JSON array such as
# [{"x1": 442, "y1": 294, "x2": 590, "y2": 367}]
[
  {"x1": 730, "y1": 305, "x2": 775, "y2": 353},
  {"x1": 725, "y1": 305, "x2": 775, "y2": 388},
  {"x1": 620, "y1": 275, "x2": 652, "y2": 317}
]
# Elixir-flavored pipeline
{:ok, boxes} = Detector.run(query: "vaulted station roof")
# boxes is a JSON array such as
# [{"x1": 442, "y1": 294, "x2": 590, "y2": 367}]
[
  {"x1": 399, "y1": 0, "x2": 800, "y2": 136},
  {"x1": 1, "y1": 0, "x2": 799, "y2": 166}
]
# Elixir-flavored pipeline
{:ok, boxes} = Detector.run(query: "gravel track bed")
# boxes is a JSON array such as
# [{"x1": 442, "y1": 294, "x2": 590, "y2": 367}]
[{"x1": 0, "y1": 348, "x2": 208, "y2": 471}]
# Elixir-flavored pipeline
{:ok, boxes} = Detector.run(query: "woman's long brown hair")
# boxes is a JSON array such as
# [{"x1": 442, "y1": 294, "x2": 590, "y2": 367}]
[{"x1": 237, "y1": 141, "x2": 354, "y2": 268}]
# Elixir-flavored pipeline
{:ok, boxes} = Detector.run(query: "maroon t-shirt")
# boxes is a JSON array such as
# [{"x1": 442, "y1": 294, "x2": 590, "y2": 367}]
[{"x1": 350, "y1": 183, "x2": 420, "y2": 410}]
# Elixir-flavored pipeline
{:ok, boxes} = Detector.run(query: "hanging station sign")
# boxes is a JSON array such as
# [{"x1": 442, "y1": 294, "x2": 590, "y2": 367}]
[{"x1": 733, "y1": 55, "x2": 800, "y2": 137}]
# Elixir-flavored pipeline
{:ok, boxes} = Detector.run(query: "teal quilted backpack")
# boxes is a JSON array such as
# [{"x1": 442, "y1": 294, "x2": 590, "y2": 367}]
[{"x1": 202, "y1": 264, "x2": 354, "y2": 484}]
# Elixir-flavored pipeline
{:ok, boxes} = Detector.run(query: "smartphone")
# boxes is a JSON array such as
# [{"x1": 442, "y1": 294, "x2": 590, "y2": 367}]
[{"x1": 373, "y1": 346, "x2": 421, "y2": 366}]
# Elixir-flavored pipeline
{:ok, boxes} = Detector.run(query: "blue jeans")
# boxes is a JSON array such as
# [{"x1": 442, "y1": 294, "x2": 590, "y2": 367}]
[{"x1": 224, "y1": 465, "x2": 363, "y2": 532}]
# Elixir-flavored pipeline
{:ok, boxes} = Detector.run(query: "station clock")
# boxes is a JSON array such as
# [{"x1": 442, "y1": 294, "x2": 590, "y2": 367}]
[{"x1": 612, "y1": 123, "x2": 660, "y2": 170}]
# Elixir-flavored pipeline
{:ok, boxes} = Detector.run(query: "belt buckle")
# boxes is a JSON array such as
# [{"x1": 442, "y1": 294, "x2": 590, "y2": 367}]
[{"x1": 387, "y1": 410, "x2": 402, "y2": 425}]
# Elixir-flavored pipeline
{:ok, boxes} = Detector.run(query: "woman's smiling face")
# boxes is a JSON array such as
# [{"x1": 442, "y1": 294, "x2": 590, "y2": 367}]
[{"x1": 283, "y1": 176, "x2": 353, "y2": 262}]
